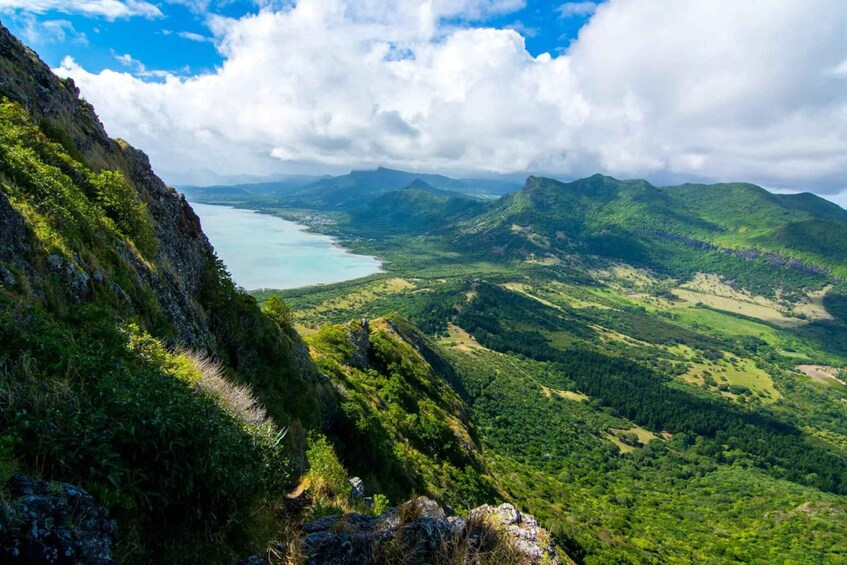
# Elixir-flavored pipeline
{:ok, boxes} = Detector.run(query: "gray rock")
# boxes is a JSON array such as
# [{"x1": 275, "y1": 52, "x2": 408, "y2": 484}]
[
  {"x1": 348, "y1": 477, "x2": 365, "y2": 501},
  {"x1": 298, "y1": 496, "x2": 559, "y2": 565},
  {"x1": 1, "y1": 475, "x2": 116, "y2": 564},
  {"x1": 471, "y1": 503, "x2": 558, "y2": 563},
  {"x1": 0, "y1": 266, "x2": 15, "y2": 286},
  {"x1": 46, "y1": 254, "x2": 63, "y2": 270}
]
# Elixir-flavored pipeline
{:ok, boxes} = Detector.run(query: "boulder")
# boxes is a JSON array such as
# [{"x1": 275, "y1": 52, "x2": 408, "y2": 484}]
[
  {"x1": 348, "y1": 477, "x2": 365, "y2": 501},
  {"x1": 298, "y1": 496, "x2": 559, "y2": 565},
  {"x1": 0, "y1": 475, "x2": 116, "y2": 564}
]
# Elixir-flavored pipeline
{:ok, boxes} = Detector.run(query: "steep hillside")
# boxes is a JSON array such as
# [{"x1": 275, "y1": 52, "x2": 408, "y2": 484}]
[
  {"x1": 0, "y1": 24, "x2": 325, "y2": 561},
  {"x1": 307, "y1": 316, "x2": 495, "y2": 507}
]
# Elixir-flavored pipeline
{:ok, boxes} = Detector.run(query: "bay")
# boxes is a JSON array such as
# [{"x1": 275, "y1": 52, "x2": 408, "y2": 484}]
[{"x1": 190, "y1": 202, "x2": 382, "y2": 290}]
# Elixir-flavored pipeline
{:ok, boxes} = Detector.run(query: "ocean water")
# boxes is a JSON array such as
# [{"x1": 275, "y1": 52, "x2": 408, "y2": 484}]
[{"x1": 190, "y1": 202, "x2": 382, "y2": 290}]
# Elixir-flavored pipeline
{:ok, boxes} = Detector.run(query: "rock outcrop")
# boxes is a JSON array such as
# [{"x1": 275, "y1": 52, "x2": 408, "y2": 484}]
[
  {"x1": 299, "y1": 496, "x2": 559, "y2": 565},
  {"x1": 0, "y1": 475, "x2": 116, "y2": 564}
]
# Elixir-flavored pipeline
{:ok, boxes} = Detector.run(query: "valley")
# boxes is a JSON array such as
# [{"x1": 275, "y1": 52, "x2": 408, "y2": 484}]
[
  {"x1": 2, "y1": 15, "x2": 847, "y2": 565},
  {"x1": 222, "y1": 171, "x2": 847, "y2": 563}
]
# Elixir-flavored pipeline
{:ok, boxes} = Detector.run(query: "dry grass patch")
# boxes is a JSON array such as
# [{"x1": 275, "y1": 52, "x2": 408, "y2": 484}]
[
  {"x1": 797, "y1": 365, "x2": 845, "y2": 386},
  {"x1": 438, "y1": 324, "x2": 492, "y2": 353},
  {"x1": 682, "y1": 354, "x2": 780, "y2": 403},
  {"x1": 672, "y1": 273, "x2": 832, "y2": 327},
  {"x1": 540, "y1": 385, "x2": 588, "y2": 402},
  {"x1": 607, "y1": 426, "x2": 662, "y2": 453}
]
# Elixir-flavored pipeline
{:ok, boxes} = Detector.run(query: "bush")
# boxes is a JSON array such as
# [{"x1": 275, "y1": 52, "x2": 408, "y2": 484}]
[
  {"x1": 306, "y1": 433, "x2": 351, "y2": 506},
  {"x1": 0, "y1": 304, "x2": 290, "y2": 555}
]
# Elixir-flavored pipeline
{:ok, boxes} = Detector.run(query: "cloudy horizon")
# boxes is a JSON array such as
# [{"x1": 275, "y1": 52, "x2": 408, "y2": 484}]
[{"x1": 3, "y1": 0, "x2": 847, "y2": 205}]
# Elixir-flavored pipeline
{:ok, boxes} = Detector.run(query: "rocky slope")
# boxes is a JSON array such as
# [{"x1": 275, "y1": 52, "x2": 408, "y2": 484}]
[{"x1": 0, "y1": 19, "x2": 216, "y2": 348}]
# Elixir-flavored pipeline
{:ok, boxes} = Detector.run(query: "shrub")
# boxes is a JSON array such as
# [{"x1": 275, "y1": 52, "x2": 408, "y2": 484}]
[
  {"x1": 0, "y1": 304, "x2": 291, "y2": 556},
  {"x1": 306, "y1": 433, "x2": 351, "y2": 506}
]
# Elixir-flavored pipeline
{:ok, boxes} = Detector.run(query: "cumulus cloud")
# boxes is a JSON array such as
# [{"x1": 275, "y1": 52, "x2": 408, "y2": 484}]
[
  {"x1": 54, "y1": 0, "x2": 847, "y2": 197},
  {"x1": 0, "y1": 0, "x2": 162, "y2": 20}
]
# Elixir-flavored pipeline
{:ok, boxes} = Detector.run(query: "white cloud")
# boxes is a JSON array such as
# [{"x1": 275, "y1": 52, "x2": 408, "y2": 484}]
[
  {"x1": 12, "y1": 14, "x2": 88, "y2": 45},
  {"x1": 0, "y1": 0, "x2": 162, "y2": 20},
  {"x1": 54, "y1": 0, "x2": 847, "y2": 197},
  {"x1": 178, "y1": 31, "x2": 213, "y2": 42},
  {"x1": 557, "y1": 2, "x2": 597, "y2": 18},
  {"x1": 111, "y1": 52, "x2": 174, "y2": 80}
]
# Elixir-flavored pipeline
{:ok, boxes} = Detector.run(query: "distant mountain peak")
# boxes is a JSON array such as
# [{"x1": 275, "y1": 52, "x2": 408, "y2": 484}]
[{"x1": 403, "y1": 178, "x2": 438, "y2": 192}]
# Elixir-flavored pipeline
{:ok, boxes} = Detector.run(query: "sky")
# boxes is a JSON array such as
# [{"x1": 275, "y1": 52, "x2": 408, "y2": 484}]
[{"x1": 2, "y1": 1, "x2": 847, "y2": 206}]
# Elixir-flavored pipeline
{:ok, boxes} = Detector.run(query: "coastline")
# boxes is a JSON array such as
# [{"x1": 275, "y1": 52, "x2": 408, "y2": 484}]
[{"x1": 187, "y1": 201, "x2": 385, "y2": 291}]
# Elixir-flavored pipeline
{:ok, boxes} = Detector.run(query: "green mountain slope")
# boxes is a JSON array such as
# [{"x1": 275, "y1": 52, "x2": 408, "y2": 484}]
[
  {"x1": 451, "y1": 175, "x2": 845, "y2": 294},
  {"x1": 343, "y1": 181, "x2": 486, "y2": 235},
  {"x1": 0, "y1": 26, "x2": 332, "y2": 562},
  {"x1": 307, "y1": 316, "x2": 494, "y2": 506},
  {"x1": 281, "y1": 167, "x2": 518, "y2": 209}
]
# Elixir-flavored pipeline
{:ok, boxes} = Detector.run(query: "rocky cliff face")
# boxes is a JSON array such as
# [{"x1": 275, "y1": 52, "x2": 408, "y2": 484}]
[{"x1": 0, "y1": 21, "x2": 215, "y2": 348}]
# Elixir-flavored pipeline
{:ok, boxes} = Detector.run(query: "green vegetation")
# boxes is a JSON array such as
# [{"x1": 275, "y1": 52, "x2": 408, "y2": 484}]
[
  {"x1": 5, "y1": 27, "x2": 847, "y2": 562},
  {"x1": 308, "y1": 317, "x2": 495, "y2": 508},
  {"x1": 0, "y1": 99, "x2": 321, "y2": 562},
  {"x1": 0, "y1": 100, "x2": 156, "y2": 259},
  {"x1": 243, "y1": 171, "x2": 847, "y2": 563}
]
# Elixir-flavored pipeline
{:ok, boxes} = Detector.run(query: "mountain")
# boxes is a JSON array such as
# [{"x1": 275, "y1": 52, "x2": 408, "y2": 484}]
[
  {"x1": 343, "y1": 180, "x2": 487, "y2": 235},
  {"x1": 0, "y1": 22, "x2": 334, "y2": 561},
  {"x1": 0, "y1": 24, "x2": 551, "y2": 564},
  {"x1": 179, "y1": 174, "x2": 324, "y2": 203},
  {"x1": 280, "y1": 167, "x2": 519, "y2": 209},
  {"x1": 450, "y1": 174, "x2": 847, "y2": 293}
]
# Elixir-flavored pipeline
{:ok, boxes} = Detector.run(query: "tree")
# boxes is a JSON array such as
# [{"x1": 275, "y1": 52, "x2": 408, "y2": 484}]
[{"x1": 263, "y1": 296, "x2": 292, "y2": 328}]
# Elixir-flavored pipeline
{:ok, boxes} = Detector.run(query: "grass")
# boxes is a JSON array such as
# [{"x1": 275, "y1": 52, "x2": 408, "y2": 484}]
[
  {"x1": 673, "y1": 288, "x2": 804, "y2": 327},
  {"x1": 606, "y1": 426, "x2": 662, "y2": 453},
  {"x1": 540, "y1": 385, "x2": 588, "y2": 402},
  {"x1": 679, "y1": 350, "x2": 781, "y2": 403}
]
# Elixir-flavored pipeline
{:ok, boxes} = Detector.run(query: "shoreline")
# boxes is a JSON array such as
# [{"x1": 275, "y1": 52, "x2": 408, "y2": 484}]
[{"x1": 188, "y1": 201, "x2": 385, "y2": 291}]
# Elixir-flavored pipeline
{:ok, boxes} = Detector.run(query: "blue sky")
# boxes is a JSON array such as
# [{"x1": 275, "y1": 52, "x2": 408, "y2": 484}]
[
  {"x1": 5, "y1": 1, "x2": 597, "y2": 79},
  {"x1": 2, "y1": 1, "x2": 846, "y2": 206}
]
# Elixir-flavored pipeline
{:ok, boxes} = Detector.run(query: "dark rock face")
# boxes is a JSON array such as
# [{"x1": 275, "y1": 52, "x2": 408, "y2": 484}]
[
  {"x1": 344, "y1": 319, "x2": 371, "y2": 369},
  {"x1": 299, "y1": 497, "x2": 559, "y2": 565},
  {"x1": 655, "y1": 231, "x2": 831, "y2": 277},
  {"x1": 0, "y1": 475, "x2": 116, "y2": 564}
]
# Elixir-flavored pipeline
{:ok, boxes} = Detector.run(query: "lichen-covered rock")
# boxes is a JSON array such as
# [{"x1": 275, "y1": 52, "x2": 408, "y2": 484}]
[
  {"x1": 0, "y1": 475, "x2": 116, "y2": 564},
  {"x1": 348, "y1": 477, "x2": 365, "y2": 501},
  {"x1": 470, "y1": 503, "x2": 559, "y2": 563},
  {"x1": 298, "y1": 496, "x2": 559, "y2": 565}
]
